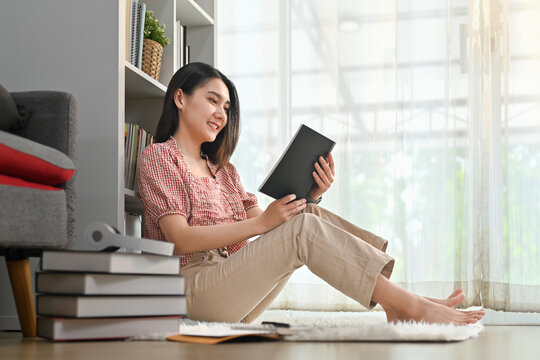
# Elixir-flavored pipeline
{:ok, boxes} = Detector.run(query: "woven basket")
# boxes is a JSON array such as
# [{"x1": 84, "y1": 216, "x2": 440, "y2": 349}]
[{"x1": 142, "y1": 38, "x2": 163, "y2": 80}]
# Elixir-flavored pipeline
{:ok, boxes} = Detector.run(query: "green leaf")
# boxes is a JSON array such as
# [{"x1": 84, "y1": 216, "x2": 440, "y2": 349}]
[{"x1": 144, "y1": 10, "x2": 170, "y2": 48}]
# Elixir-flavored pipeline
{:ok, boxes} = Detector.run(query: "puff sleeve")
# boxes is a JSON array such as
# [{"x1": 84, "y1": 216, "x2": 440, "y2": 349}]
[{"x1": 137, "y1": 144, "x2": 191, "y2": 223}]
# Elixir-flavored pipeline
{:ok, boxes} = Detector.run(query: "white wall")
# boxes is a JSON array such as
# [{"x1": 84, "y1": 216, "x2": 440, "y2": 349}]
[{"x1": 0, "y1": 0, "x2": 123, "y2": 329}]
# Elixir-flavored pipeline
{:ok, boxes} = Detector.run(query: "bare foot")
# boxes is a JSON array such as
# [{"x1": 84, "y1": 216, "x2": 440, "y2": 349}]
[
  {"x1": 402, "y1": 295, "x2": 485, "y2": 325},
  {"x1": 385, "y1": 289, "x2": 465, "y2": 322},
  {"x1": 372, "y1": 276, "x2": 484, "y2": 325},
  {"x1": 384, "y1": 307, "x2": 398, "y2": 323},
  {"x1": 424, "y1": 289, "x2": 464, "y2": 308}
]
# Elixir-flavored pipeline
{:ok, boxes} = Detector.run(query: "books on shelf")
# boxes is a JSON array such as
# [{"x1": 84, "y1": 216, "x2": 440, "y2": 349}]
[
  {"x1": 125, "y1": 122, "x2": 154, "y2": 190},
  {"x1": 129, "y1": 0, "x2": 146, "y2": 68},
  {"x1": 41, "y1": 250, "x2": 179, "y2": 274},
  {"x1": 177, "y1": 21, "x2": 184, "y2": 69},
  {"x1": 38, "y1": 250, "x2": 185, "y2": 341},
  {"x1": 38, "y1": 316, "x2": 183, "y2": 342},
  {"x1": 176, "y1": 20, "x2": 190, "y2": 69}
]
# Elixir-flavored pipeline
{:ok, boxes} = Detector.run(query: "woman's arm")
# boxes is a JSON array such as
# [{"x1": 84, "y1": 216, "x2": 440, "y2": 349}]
[
  {"x1": 246, "y1": 206, "x2": 264, "y2": 219},
  {"x1": 159, "y1": 194, "x2": 306, "y2": 254},
  {"x1": 159, "y1": 214, "x2": 263, "y2": 254}
]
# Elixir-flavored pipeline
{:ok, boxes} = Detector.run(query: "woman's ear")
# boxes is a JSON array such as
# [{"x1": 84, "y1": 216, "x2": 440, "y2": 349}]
[{"x1": 173, "y1": 89, "x2": 184, "y2": 109}]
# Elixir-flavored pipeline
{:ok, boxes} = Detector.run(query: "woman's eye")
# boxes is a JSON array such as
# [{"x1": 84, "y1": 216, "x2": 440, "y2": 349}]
[{"x1": 209, "y1": 98, "x2": 217, "y2": 104}]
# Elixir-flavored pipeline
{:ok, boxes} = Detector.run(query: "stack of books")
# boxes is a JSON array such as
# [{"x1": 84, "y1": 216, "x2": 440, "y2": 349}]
[{"x1": 36, "y1": 250, "x2": 186, "y2": 341}]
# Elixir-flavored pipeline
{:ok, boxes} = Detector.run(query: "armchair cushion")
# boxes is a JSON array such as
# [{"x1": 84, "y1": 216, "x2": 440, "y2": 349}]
[
  {"x1": 0, "y1": 130, "x2": 75, "y2": 186},
  {"x1": 0, "y1": 183, "x2": 67, "y2": 248},
  {"x1": 0, "y1": 83, "x2": 31, "y2": 132}
]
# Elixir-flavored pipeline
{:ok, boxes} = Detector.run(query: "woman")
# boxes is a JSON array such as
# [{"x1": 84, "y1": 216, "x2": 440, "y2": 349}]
[{"x1": 138, "y1": 62, "x2": 485, "y2": 325}]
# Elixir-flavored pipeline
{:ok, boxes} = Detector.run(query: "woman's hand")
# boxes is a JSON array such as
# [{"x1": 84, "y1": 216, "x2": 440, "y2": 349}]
[
  {"x1": 257, "y1": 194, "x2": 307, "y2": 233},
  {"x1": 309, "y1": 152, "x2": 335, "y2": 201}
]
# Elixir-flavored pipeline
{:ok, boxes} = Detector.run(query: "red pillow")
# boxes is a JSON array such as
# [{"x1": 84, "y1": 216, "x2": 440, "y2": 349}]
[
  {"x1": 0, "y1": 131, "x2": 74, "y2": 186},
  {"x1": 0, "y1": 174, "x2": 62, "y2": 191}
]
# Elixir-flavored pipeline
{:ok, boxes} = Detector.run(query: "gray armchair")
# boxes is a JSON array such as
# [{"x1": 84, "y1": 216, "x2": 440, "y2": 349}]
[{"x1": 0, "y1": 91, "x2": 77, "y2": 337}]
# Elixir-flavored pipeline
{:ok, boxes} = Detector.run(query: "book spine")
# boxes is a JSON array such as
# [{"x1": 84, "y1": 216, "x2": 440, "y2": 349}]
[
  {"x1": 130, "y1": 0, "x2": 139, "y2": 66},
  {"x1": 183, "y1": 26, "x2": 187, "y2": 65},
  {"x1": 133, "y1": 127, "x2": 146, "y2": 192},
  {"x1": 124, "y1": 123, "x2": 133, "y2": 188},
  {"x1": 136, "y1": 2, "x2": 146, "y2": 68},
  {"x1": 125, "y1": 0, "x2": 132, "y2": 62},
  {"x1": 177, "y1": 21, "x2": 184, "y2": 69},
  {"x1": 128, "y1": 123, "x2": 139, "y2": 189}
]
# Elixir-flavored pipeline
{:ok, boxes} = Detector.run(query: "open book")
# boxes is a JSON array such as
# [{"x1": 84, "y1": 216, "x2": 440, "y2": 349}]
[
  {"x1": 258, "y1": 124, "x2": 336, "y2": 200},
  {"x1": 167, "y1": 322, "x2": 299, "y2": 344}
]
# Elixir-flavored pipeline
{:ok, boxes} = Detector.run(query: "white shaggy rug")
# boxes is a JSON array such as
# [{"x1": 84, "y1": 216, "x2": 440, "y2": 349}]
[
  {"x1": 257, "y1": 309, "x2": 484, "y2": 342},
  {"x1": 135, "y1": 309, "x2": 484, "y2": 342}
]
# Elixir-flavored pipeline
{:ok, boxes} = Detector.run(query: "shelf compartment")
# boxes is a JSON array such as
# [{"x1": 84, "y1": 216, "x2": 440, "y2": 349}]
[
  {"x1": 125, "y1": 188, "x2": 144, "y2": 216},
  {"x1": 125, "y1": 62, "x2": 167, "y2": 99},
  {"x1": 177, "y1": 0, "x2": 214, "y2": 26}
]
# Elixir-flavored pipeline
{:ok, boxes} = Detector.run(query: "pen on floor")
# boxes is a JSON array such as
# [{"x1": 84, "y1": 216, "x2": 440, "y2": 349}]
[
  {"x1": 230, "y1": 321, "x2": 291, "y2": 331},
  {"x1": 262, "y1": 321, "x2": 291, "y2": 328}
]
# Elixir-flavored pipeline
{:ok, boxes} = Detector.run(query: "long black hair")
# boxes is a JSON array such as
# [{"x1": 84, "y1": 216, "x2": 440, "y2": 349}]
[{"x1": 154, "y1": 62, "x2": 240, "y2": 170}]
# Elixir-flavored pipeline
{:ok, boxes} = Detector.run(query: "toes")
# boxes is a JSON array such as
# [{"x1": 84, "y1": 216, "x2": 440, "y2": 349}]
[
  {"x1": 463, "y1": 309, "x2": 485, "y2": 316},
  {"x1": 445, "y1": 293, "x2": 465, "y2": 307},
  {"x1": 448, "y1": 289, "x2": 463, "y2": 299}
]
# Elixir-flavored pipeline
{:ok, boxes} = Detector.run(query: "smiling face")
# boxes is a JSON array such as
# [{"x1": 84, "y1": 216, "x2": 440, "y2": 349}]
[{"x1": 174, "y1": 78, "x2": 231, "y2": 145}]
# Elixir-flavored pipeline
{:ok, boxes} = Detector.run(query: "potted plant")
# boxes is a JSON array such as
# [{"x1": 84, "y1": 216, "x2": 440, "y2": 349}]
[{"x1": 142, "y1": 10, "x2": 171, "y2": 80}]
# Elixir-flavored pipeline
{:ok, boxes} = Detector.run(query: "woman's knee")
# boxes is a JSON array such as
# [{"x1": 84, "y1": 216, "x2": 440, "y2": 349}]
[
  {"x1": 290, "y1": 212, "x2": 320, "y2": 230},
  {"x1": 302, "y1": 203, "x2": 322, "y2": 216}
]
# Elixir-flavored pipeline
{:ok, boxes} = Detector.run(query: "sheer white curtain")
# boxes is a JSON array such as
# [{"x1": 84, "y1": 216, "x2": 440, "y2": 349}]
[{"x1": 216, "y1": 0, "x2": 540, "y2": 312}]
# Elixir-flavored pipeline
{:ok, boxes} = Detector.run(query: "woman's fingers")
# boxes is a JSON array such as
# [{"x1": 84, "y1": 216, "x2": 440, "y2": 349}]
[
  {"x1": 314, "y1": 162, "x2": 329, "y2": 186},
  {"x1": 319, "y1": 156, "x2": 333, "y2": 176},
  {"x1": 287, "y1": 198, "x2": 306, "y2": 212},
  {"x1": 327, "y1": 153, "x2": 335, "y2": 176},
  {"x1": 279, "y1": 194, "x2": 298, "y2": 204},
  {"x1": 312, "y1": 171, "x2": 326, "y2": 191},
  {"x1": 286, "y1": 198, "x2": 306, "y2": 217},
  {"x1": 316, "y1": 156, "x2": 334, "y2": 185},
  {"x1": 276, "y1": 195, "x2": 306, "y2": 218}
]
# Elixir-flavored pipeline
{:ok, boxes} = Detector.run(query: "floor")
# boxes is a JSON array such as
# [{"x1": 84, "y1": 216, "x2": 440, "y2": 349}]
[{"x1": 2, "y1": 326, "x2": 540, "y2": 360}]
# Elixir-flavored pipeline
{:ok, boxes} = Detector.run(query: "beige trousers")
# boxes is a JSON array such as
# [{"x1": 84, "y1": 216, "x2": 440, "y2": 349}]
[{"x1": 180, "y1": 204, "x2": 395, "y2": 323}]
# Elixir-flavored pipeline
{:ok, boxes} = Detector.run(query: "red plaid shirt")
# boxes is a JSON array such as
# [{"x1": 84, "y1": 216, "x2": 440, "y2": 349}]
[{"x1": 137, "y1": 138, "x2": 259, "y2": 267}]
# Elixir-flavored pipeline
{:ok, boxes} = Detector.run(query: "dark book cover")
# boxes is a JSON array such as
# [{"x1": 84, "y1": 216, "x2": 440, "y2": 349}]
[{"x1": 259, "y1": 124, "x2": 336, "y2": 200}]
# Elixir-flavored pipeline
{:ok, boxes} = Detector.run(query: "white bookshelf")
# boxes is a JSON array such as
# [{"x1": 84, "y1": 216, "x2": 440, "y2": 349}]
[
  {"x1": 0, "y1": 0, "x2": 215, "y2": 248},
  {"x1": 125, "y1": 62, "x2": 166, "y2": 99},
  {"x1": 124, "y1": 188, "x2": 144, "y2": 216},
  {"x1": 176, "y1": 0, "x2": 214, "y2": 26},
  {"x1": 123, "y1": 0, "x2": 216, "y2": 224},
  {"x1": 0, "y1": 0, "x2": 216, "y2": 330}
]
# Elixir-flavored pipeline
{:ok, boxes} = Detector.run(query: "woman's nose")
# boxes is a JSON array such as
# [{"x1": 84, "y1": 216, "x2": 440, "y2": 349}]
[{"x1": 215, "y1": 107, "x2": 226, "y2": 119}]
